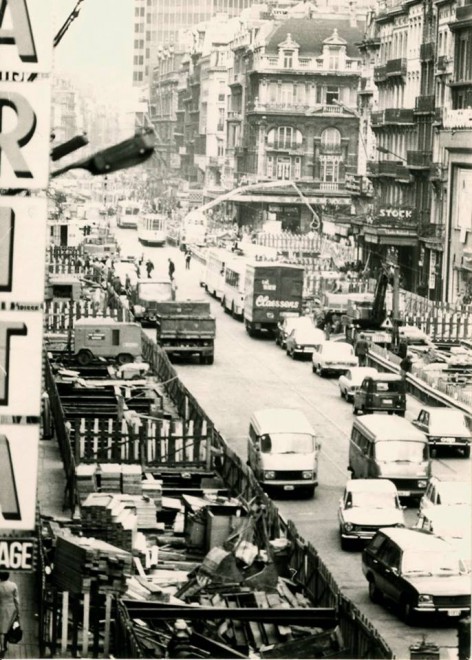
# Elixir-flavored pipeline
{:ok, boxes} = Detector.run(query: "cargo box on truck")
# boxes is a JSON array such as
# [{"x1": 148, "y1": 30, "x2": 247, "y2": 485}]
[
  {"x1": 244, "y1": 263, "x2": 304, "y2": 337},
  {"x1": 156, "y1": 301, "x2": 216, "y2": 364},
  {"x1": 73, "y1": 319, "x2": 142, "y2": 365}
]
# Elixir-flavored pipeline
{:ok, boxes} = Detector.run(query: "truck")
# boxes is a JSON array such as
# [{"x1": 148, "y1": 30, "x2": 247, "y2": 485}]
[
  {"x1": 244, "y1": 263, "x2": 305, "y2": 337},
  {"x1": 73, "y1": 319, "x2": 142, "y2": 365},
  {"x1": 155, "y1": 301, "x2": 216, "y2": 364},
  {"x1": 129, "y1": 277, "x2": 176, "y2": 325}
]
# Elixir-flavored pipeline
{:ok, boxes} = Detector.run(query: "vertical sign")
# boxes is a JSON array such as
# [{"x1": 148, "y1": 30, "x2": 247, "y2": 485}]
[{"x1": 0, "y1": 0, "x2": 53, "y2": 537}]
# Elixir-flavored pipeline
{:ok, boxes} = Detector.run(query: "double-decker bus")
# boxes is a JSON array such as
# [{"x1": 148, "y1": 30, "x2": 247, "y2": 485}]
[
  {"x1": 137, "y1": 213, "x2": 167, "y2": 246},
  {"x1": 221, "y1": 243, "x2": 279, "y2": 317},
  {"x1": 116, "y1": 201, "x2": 142, "y2": 229}
]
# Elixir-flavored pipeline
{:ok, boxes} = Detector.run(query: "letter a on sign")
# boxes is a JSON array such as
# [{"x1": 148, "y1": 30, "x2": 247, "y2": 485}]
[{"x1": 0, "y1": 0, "x2": 52, "y2": 72}]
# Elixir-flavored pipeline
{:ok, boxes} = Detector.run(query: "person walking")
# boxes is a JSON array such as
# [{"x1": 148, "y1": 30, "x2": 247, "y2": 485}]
[
  {"x1": 354, "y1": 333, "x2": 369, "y2": 367},
  {"x1": 185, "y1": 250, "x2": 191, "y2": 270},
  {"x1": 168, "y1": 258, "x2": 175, "y2": 281},
  {"x1": 400, "y1": 354, "x2": 413, "y2": 379},
  {"x1": 145, "y1": 259, "x2": 154, "y2": 279},
  {"x1": 0, "y1": 572, "x2": 20, "y2": 659}
]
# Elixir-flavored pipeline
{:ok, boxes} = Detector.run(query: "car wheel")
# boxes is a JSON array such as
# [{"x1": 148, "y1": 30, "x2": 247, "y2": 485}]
[
  {"x1": 400, "y1": 598, "x2": 416, "y2": 625},
  {"x1": 291, "y1": 349, "x2": 297, "y2": 360},
  {"x1": 353, "y1": 405, "x2": 359, "y2": 415},
  {"x1": 396, "y1": 411, "x2": 406, "y2": 417},
  {"x1": 77, "y1": 350, "x2": 93, "y2": 366},
  {"x1": 340, "y1": 388, "x2": 345, "y2": 399},
  {"x1": 312, "y1": 363, "x2": 316, "y2": 373},
  {"x1": 368, "y1": 578, "x2": 382, "y2": 604}
]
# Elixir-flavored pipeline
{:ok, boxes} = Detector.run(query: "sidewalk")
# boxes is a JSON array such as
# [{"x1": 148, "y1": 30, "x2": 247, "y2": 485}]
[{"x1": 8, "y1": 438, "x2": 67, "y2": 659}]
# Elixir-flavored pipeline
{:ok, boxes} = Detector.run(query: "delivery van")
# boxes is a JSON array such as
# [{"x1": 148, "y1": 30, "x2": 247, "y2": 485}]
[
  {"x1": 247, "y1": 408, "x2": 321, "y2": 498},
  {"x1": 348, "y1": 414, "x2": 431, "y2": 500},
  {"x1": 73, "y1": 318, "x2": 142, "y2": 365}
]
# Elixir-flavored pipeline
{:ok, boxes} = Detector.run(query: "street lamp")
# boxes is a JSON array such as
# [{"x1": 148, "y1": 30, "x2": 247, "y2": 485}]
[{"x1": 376, "y1": 145, "x2": 406, "y2": 161}]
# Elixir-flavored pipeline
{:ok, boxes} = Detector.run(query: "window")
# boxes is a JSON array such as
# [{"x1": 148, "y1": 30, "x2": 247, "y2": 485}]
[
  {"x1": 276, "y1": 156, "x2": 291, "y2": 180},
  {"x1": 320, "y1": 156, "x2": 340, "y2": 182},
  {"x1": 112, "y1": 330, "x2": 120, "y2": 346},
  {"x1": 283, "y1": 51, "x2": 293, "y2": 68},
  {"x1": 326, "y1": 86, "x2": 340, "y2": 105},
  {"x1": 294, "y1": 156, "x2": 301, "y2": 179},
  {"x1": 267, "y1": 126, "x2": 303, "y2": 150},
  {"x1": 320, "y1": 127, "x2": 341, "y2": 151}
]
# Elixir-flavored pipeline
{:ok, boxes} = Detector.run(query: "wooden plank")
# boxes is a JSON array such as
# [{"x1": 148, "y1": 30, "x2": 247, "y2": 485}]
[
  {"x1": 60, "y1": 591, "x2": 69, "y2": 656},
  {"x1": 81, "y1": 591, "x2": 90, "y2": 658},
  {"x1": 103, "y1": 593, "x2": 112, "y2": 657}
]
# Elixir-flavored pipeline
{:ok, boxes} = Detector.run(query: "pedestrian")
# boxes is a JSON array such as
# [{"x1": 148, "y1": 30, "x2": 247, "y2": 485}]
[
  {"x1": 354, "y1": 333, "x2": 369, "y2": 367},
  {"x1": 0, "y1": 571, "x2": 20, "y2": 659},
  {"x1": 400, "y1": 354, "x2": 413, "y2": 379},
  {"x1": 145, "y1": 259, "x2": 154, "y2": 278},
  {"x1": 185, "y1": 251, "x2": 191, "y2": 270},
  {"x1": 168, "y1": 258, "x2": 175, "y2": 281}
]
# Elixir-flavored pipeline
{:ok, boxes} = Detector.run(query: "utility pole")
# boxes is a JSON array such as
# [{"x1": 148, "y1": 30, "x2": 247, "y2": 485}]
[{"x1": 391, "y1": 264, "x2": 401, "y2": 352}]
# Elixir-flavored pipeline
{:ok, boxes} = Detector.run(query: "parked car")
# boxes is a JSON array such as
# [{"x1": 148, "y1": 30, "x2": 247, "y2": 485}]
[
  {"x1": 411, "y1": 406, "x2": 471, "y2": 458},
  {"x1": 353, "y1": 373, "x2": 406, "y2": 416},
  {"x1": 311, "y1": 341, "x2": 358, "y2": 376},
  {"x1": 338, "y1": 367, "x2": 378, "y2": 402},
  {"x1": 338, "y1": 479, "x2": 405, "y2": 550},
  {"x1": 362, "y1": 528, "x2": 470, "y2": 624},
  {"x1": 398, "y1": 325, "x2": 432, "y2": 348},
  {"x1": 286, "y1": 327, "x2": 325, "y2": 359},
  {"x1": 415, "y1": 504, "x2": 471, "y2": 570},
  {"x1": 276, "y1": 314, "x2": 315, "y2": 348},
  {"x1": 419, "y1": 477, "x2": 471, "y2": 516}
]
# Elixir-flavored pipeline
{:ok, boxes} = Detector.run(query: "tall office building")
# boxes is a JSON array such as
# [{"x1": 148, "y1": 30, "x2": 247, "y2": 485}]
[{"x1": 133, "y1": 0, "x2": 285, "y2": 86}]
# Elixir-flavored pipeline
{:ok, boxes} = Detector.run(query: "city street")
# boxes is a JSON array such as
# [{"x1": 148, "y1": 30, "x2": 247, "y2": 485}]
[{"x1": 113, "y1": 225, "x2": 468, "y2": 659}]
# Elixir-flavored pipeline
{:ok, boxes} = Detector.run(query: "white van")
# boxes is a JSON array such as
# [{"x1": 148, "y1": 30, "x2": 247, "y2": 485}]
[{"x1": 247, "y1": 408, "x2": 321, "y2": 498}]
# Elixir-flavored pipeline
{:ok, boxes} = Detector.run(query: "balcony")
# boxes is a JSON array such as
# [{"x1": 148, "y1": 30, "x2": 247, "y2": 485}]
[
  {"x1": 227, "y1": 111, "x2": 242, "y2": 121},
  {"x1": 385, "y1": 58, "x2": 407, "y2": 77},
  {"x1": 429, "y1": 162, "x2": 447, "y2": 181},
  {"x1": 418, "y1": 223, "x2": 445, "y2": 244},
  {"x1": 234, "y1": 146, "x2": 246, "y2": 156},
  {"x1": 371, "y1": 108, "x2": 415, "y2": 128},
  {"x1": 367, "y1": 160, "x2": 379, "y2": 177},
  {"x1": 456, "y1": 4, "x2": 472, "y2": 21},
  {"x1": 407, "y1": 150, "x2": 433, "y2": 169},
  {"x1": 420, "y1": 42, "x2": 435, "y2": 62},
  {"x1": 414, "y1": 95, "x2": 435, "y2": 114},
  {"x1": 366, "y1": 160, "x2": 412, "y2": 181},
  {"x1": 443, "y1": 108, "x2": 472, "y2": 129},
  {"x1": 318, "y1": 182, "x2": 341, "y2": 192},
  {"x1": 373, "y1": 65, "x2": 387, "y2": 83},
  {"x1": 436, "y1": 55, "x2": 450, "y2": 72},
  {"x1": 267, "y1": 141, "x2": 305, "y2": 153}
]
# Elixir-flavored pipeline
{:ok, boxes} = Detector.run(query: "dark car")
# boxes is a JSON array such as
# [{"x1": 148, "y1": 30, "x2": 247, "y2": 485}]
[
  {"x1": 362, "y1": 528, "x2": 470, "y2": 624},
  {"x1": 353, "y1": 373, "x2": 406, "y2": 416}
]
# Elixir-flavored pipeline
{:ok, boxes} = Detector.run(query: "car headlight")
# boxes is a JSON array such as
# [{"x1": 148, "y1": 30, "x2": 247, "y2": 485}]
[
  {"x1": 343, "y1": 522, "x2": 354, "y2": 532},
  {"x1": 264, "y1": 471, "x2": 275, "y2": 480},
  {"x1": 302, "y1": 471, "x2": 313, "y2": 480},
  {"x1": 417, "y1": 480, "x2": 427, "y2": 488},
  {"x1": 418, "y1": 594, "x2": 433, "y2": 604}
]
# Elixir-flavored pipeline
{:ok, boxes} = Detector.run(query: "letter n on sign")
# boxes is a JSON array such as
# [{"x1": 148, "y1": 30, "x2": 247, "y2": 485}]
[{"x1": 0, "y1": 81, "x2": 51, "y2": 188}]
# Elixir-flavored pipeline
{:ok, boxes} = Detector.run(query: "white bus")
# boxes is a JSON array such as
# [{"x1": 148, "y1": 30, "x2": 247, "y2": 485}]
[
  {"x1": 204, "y1": 248, "x2": 228, "y2": 299},
  {"x1": 180, "y1": 210, "x2": 207, "y2": 247},
  {"x1": 137, "y1": 213, "x2": 167, "y2": 246},
  {"x1": 221, "y1": 244, "x2": 279, "y2": 317},
  {"x1": 116, "y1": 201, "x2": 142, "y2": 228}
]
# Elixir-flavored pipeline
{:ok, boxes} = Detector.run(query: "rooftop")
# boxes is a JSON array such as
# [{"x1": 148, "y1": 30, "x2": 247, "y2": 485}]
[{"x1": 265, "y1": 18, "x2": 364, "y2": 57}]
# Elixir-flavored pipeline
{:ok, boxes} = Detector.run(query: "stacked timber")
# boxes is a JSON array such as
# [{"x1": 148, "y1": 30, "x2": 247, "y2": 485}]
[
  {"x1": 52, "y1": 534, "x2": 132, "y2": 594},
  {"x1": 75, "y1": 464, "x2": 97, "y2": 497},
  {"x1": 81, "y1": 494, "x2": 138, "y2": 552},
  {"x1": 122, "y1": 464, "x2": 144, "y2": 494},
  {"x1": 99, "y1": 464, "x2": 122, "y2": 492}
]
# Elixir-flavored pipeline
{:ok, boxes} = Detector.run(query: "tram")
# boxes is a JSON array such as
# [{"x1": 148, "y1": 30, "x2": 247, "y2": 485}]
[
  {"x1": 137, "y1": 213, "x2": 167, "y2": 246},
  {"x1": 116, "y1": 201, "x2": 142, "y2": 229}
]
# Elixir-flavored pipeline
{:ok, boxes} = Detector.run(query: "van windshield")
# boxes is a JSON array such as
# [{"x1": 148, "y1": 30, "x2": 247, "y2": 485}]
[
  {"x1": 138, "y1": 283, "x2": 173, "y2": 300},
  {"x1": 375, "y1": 441, "x2": 428, "y2": 463},
  {"x1": 260, "y1": 433, "x2": 315, "y2": 454}
]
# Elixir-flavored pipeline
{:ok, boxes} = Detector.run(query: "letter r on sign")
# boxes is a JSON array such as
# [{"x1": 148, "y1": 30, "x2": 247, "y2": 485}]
[{"x1": 0, "y1": 91, "x2": 36, "y2": 178}]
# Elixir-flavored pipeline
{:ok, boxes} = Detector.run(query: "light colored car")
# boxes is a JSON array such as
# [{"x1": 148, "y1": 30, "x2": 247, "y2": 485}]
[
  {"x1": 338, "y1": 367, "x2": 378, "y2": 402},
  {"x1": 412, "y1": 406, "x2": 471, "y2": 458},
  {"x1": 419, "y1": 477, "x2": 472, "y2": 516},
  {"x1": 286, "y1": 327, "x2": 325, "y2": 359},
  {"x1": 399, "y1": 325, "x2": 431, "y2": 347},
  {"x1": 276, "y1": 314, "x2": 317, "y2": 348},
  {"x1": 312, "y1": 341, "x2": 358, "y2": 376},
  {"x1": 338, "y1": 479, "x2": 405, "y2": 550},
  {"x1": 415, "y1": 505, "x2": 472, "y2": 573}
]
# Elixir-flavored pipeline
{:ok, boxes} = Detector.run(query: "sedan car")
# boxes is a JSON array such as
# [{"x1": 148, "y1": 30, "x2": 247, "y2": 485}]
[
  {"x1": 276, "y1": 314, "x2": 317, "y2": 349},
  {"x1": 419, "y1": 477, "x2": 471, "y2": 516},
  {"x1": 362, "y1": 528, "x2": 470, "y2": 624},
  {"x1": 338, "y1": 367, "x2": 378, "y2": 402},
  {"x1": 338, "y1": 479, "x2": 405, "y2": 550},
  {"x1": 312, "y1": 341, "x2": 358, "y2": 376},
  {"x1": 412, "y1": 406, "x2": 471, "y2": 458},
  {"x1": 286, "y1": 327, "x2": 325, "y2": 359}
]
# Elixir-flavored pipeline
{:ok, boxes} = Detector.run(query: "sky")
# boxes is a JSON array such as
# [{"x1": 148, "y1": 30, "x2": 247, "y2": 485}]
[{"x1": 52, "y1": 0, "x2": 134, "y2": 101}]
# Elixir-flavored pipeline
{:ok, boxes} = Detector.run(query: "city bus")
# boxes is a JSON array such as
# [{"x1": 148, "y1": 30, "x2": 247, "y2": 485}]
[
  {"x1": 137, "y1": 213, "x2": 167, "y2": 246},
  {"x1": 180, "y1": 210, "x2": 207, "y2": 247},
  {"x1": 221, "y1": 243, "x2": 279, "y2": 317},
  {"x1": 204, "y1": 248, "x2": 228, "y2": 299},
  {"x1": 116, "y1": 201, "x2": 142, "y2": 229}
]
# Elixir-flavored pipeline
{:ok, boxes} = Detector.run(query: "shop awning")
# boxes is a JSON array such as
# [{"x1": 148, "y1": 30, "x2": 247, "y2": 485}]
[
  {"x1": 363, "y1": 231, "x2": 418, "y2": 247},
  {"x1": 230, "y1": 193, "x2": 350, "y2": 204}
]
